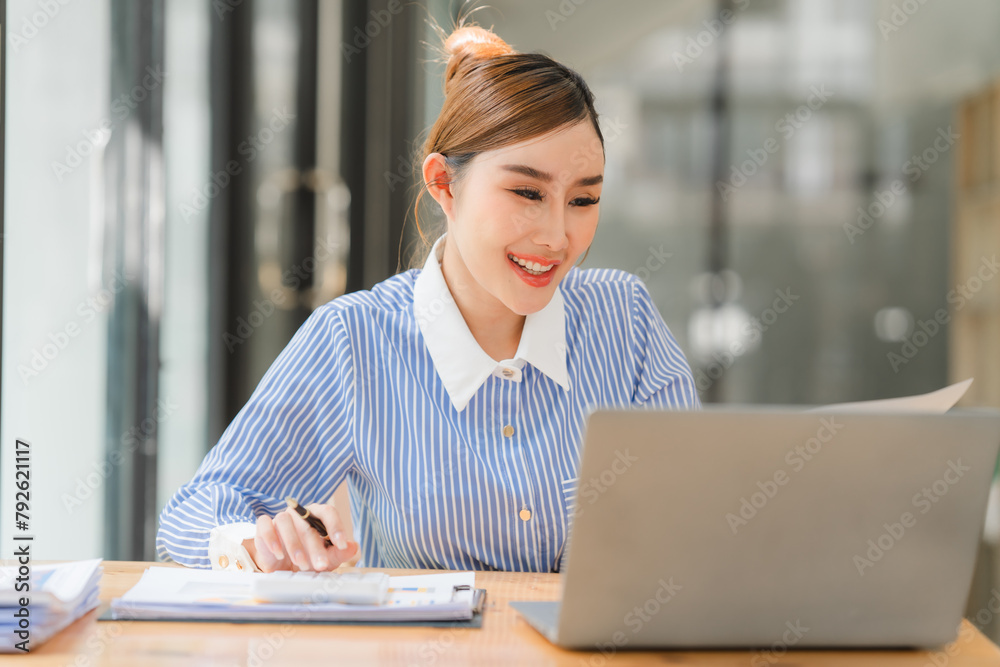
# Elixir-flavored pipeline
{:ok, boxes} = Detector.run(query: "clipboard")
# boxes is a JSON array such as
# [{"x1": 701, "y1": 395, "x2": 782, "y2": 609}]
[
  {"x1": 98, "y1": 568, "x2": 488, "y2": 628},
  {"x1": 97, "y1": 588, "x2": 487, "y2": 627}
]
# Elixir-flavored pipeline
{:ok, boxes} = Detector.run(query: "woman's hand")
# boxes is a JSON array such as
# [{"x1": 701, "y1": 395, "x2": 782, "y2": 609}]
[{"x1": 243, "y1": 503, "x2": 359, "y2": 572}]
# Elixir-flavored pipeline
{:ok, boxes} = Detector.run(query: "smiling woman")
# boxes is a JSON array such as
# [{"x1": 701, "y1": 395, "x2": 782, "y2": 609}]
[
  {"x1": 424, "y1": 120, "x2": 605, "y2": 359},
  {"x1": 416, "y1": 25, "x2": 609, "y2": 359},
  {"x1": 155, "y1": 21, "x2": 699, "y2": 575}
]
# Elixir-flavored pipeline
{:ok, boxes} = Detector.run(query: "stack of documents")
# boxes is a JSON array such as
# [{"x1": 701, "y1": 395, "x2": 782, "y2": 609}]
[
  {"x1": 111, "y1": 567, "x2": 485, "y2": 624},
  {"x1": 1, "y1": 559, "x2": 103, "y2": 652}
]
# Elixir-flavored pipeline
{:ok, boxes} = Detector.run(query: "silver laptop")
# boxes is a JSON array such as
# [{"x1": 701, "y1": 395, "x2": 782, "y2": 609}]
[{"x1": 511, "y1": 407, "x2": 1000, "y2": 649}]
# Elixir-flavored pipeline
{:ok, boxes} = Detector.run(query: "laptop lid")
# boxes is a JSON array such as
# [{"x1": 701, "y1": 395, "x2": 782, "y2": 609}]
[{"x1": 555, "y1": 408, "x2": 1000, "y2": 649}]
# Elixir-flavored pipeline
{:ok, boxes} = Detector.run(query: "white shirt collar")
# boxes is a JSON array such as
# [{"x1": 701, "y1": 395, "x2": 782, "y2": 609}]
[{"x1": 413, "y1": 234, "x2": 570, "y2": 412}]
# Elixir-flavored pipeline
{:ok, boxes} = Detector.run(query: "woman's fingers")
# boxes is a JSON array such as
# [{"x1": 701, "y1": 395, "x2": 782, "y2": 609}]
[
  {"x1": 285, "y1": 504, "x2": 359, "y2": 571},
  {"x1": 305, "y1": 504, "x2": 360, "y2": 566},
  {"x1": 291, "y1": 511, "x2": 333, "y2": 571},
  {"x1": 256, "y1": 515, "x2": 286, "y2": 560},
  {"x1": 253, "y1": 515, "x2": 292, "y2": 573},
  {"x1": 250, "y1": 504, "x2": 360, "y2": 573},
  {"x1": 306, "y1": 503, "x2": 348, "y2": 549},
  {"x1": 334, "y1": 539, "x2": 360, "y2": 565},
  {"x1": 273, "y1": 511, "x2": 312, "y2": 570}
]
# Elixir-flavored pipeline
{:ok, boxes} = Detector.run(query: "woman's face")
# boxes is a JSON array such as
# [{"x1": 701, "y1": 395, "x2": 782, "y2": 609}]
[{"x1": 439, "y1": 121, "x2": 604, "y2": 316}]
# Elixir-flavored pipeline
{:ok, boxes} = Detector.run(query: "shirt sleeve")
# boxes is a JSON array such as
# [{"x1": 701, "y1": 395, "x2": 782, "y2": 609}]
[
  {"x1": 207, "y1": 522, "x2": 260, "y2": 572},
  {"x1": 155, "y1": 306, "x2": 357, "y2": 568},
  {"x1": 628, "y1": 276, "x2": 702, "y2": 409}
]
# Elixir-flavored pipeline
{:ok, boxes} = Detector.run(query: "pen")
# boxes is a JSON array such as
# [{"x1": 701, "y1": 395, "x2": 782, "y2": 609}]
[{"x1": 285, "y1": 497, "x2": 333, "y2": 546}]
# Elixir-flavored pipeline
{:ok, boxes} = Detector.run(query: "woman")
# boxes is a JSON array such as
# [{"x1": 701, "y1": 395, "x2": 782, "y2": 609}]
[{"x1": 156, "y1": 25, "x2": 700, "y2": 574}]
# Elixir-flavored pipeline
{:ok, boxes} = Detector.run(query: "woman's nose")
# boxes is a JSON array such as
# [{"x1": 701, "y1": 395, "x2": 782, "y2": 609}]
[{"x1": 532, "y1": 206, "x2": 570, "y2": 252}]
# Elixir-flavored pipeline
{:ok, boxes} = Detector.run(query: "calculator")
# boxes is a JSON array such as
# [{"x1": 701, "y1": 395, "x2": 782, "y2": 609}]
[{"x1": 250, "y1": 571, "x2": 391, "y2": 605}]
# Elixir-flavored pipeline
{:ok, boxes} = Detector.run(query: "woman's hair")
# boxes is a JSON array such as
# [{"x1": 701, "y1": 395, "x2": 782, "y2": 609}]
[{"x1": 407, "y1": 23, "x2": 604, "y2": 267}]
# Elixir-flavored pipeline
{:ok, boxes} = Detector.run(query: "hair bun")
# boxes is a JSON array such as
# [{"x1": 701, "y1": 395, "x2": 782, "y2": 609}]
[{"x1": 444, "y1": 26, "x2": 514, "y2": 86}]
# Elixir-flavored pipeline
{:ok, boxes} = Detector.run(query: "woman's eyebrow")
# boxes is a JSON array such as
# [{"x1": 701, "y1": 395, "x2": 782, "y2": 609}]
[{"x1": 500, "y1": 164, "x2": 603, "y2": 187}]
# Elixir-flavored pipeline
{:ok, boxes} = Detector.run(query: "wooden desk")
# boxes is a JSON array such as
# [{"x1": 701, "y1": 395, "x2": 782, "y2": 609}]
[{"x1": 11, "y1": 561, "x2": 1000, "y2": 666}]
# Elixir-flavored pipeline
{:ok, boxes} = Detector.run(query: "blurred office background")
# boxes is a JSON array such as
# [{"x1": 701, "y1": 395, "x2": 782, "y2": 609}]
[{"x1": 3, "y1": 0, "x2": 1000, "y2": 638}]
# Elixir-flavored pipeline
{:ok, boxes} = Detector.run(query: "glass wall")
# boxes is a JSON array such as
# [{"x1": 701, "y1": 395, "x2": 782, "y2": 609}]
[
  {"x1": 1, "y1": 0, "x2": 452, "y2": 562},
  {"x1": 1, "y1": 0, "x2": 112, "y2": 561},
  {"x1": 158, "y1": 0, "x2": 211, "y2": 535}
]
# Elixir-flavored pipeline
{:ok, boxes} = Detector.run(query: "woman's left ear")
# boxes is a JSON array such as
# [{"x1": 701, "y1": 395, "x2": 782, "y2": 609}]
[{"x1": 422, "y1": 153, "x2": 455, "y2": 219}]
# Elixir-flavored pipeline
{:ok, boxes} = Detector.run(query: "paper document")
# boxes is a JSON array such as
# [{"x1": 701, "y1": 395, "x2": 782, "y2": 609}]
[
  {"x1": 811, "y1": 378, "x2": 973, "y2": 414},
  {"x1": 0, "y1": 559, "x2": 103, "y2": 652},
  {"x1": 111, "y1": 567, "x2": 483, "y2": 623}
]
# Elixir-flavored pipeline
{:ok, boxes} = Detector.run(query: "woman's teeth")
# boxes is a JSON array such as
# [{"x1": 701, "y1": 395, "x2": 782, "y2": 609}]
[{"x1": 507, "y1": 253, "x2": 555, "y2": 276}]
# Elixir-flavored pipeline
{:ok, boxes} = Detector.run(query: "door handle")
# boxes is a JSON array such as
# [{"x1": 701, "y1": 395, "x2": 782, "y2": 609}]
[{"x1": 255, "y1": 167, "x2": 351, "y2": 310}]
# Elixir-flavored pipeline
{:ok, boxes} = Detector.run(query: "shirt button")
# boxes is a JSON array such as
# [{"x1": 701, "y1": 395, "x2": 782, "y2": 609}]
[
  {"x1": 502, "y1": 368, "x2": 514, "y2": 378},
  {"x1": 519, "y1": 507, "x2": 532, "y2": 521},
  {"x1": 218, "y1": 555, "x2": 229, "y2": 569},
  {"x1": 503, "y1": 424, "x2": 514, "y2": 438},
  {"x1": 236, "y1": 560, "x2": 244, "y2": 571}
]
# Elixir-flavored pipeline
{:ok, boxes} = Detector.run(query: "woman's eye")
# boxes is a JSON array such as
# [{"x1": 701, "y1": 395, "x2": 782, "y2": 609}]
[
  {"x1": 511, "y1": 187, "x2": 543, "y2": 201},
  {"x1": 510, "y1": 188, "x2": 600, "y2": 206}
]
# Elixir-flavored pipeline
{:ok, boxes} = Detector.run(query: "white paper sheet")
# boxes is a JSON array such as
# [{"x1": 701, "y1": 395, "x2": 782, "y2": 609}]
[{"x1": 810, "y1": 378, "x2": 974, "y2": 414}]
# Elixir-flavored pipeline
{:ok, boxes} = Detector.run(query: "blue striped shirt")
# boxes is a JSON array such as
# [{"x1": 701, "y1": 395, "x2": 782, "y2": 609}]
[{"x1": 156, "y1": 236, "x2": 700, "y2": 572}]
